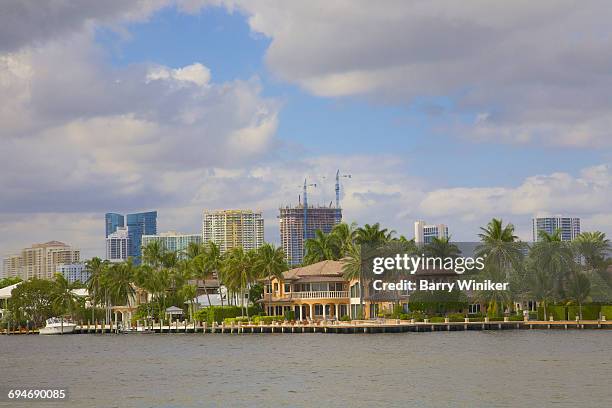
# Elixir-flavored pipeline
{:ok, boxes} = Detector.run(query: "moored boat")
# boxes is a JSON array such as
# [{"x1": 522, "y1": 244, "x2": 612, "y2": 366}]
[{"x1": 39, "y1": 317, "x2": 76, "y2": 335}]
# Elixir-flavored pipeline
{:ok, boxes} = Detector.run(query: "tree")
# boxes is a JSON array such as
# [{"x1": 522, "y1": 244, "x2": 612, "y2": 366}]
[
  {"x1": 525, "y1": 261, "x2": 555, "y2": 321},
  {"x1": 423, "y1": 237, "x2": 461, "y2": 258},
  {"x1": 347, "y1": 223, "x2": 394, "y2": 319},
  {"x1": 355, "y1": 223, "x2": 392, "y2": 247},
  {"x1": 184, "y1": 242, "x2": 205, "y2": 261},
  {"x1": 85, "y1": 257, "x2": 108, "y2": 322},
  {"x1": 477, "y1": 218, "x2": 524, "y2": 277},
  {"x1": 567, "y1": 272, "x2": 591, "y2": 320},
  {"x1": 0, "y1": 276, "x2": 22, "y2": 289},
  {"x1": 52, "y1": 273, "x2": 79, "y2": 334},
  {"x1": 222, "y1": 247, "x2": 256, "y2": 318},
  {"x1": 180, "y1": 284, "x2": 197, "y2": 321},
  {"x1": 304, "y1": 229, "x2": 341, "y2": 264},
  {"x1": 107, "y1": 260, "x2": 137, "y2": 308},
  {"x1": 342, "y1": 242, "x2": 363, "y2": 318},
  {"x1": 330, "y1": 222, "x2": 357, "y2": 257},
  {"x1": 204, "y1": 242, "x2": 224, "y2": 308},
  {"x1": 476, "y1": 218, "x2": 525, "y2": 314},
  {"x1": 531, "y1": 229, "x2": 576, "y2": 298},
  {"x1": 574, "y1": 232, "x2": 611, "y2": 283},
  {"x1": 8, "y1": 279, "x2": 56, "y2": 327},
  {"x1": 142, "y1": 240, "x2": 166, "y2": 269},
  {"x1": 253, "y1": 243, "x2": 287, "y2": 315},
  {"x1": 192, "y1": 254, "x2": 213, "y2": 308}
]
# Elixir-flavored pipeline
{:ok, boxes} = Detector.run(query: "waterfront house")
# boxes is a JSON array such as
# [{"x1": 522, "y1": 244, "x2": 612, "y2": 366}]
[{"x1": 262, "y1": 260, "x2": 350, "y2": 320}]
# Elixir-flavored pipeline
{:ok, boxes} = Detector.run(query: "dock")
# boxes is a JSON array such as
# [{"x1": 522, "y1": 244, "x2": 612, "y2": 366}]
[{"x1": 3, "y1": 319, "x2": 612, "y2": 335}]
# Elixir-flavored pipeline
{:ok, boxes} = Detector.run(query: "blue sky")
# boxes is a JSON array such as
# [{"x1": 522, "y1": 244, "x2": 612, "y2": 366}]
[
  {"x1": 0, "y1": 2, "x2": 610, "y2": 257},
  {"x1": 97, "y1": 5, "x2": 603, "y2": 188}
]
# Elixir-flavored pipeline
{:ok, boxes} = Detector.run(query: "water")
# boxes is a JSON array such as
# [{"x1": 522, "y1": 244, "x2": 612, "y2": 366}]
[{"x1": 1, "y1": 331, "x2": 611, "y2": 407}]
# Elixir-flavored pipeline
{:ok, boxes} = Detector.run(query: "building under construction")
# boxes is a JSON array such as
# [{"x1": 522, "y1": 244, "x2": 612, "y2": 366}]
[
  {"x1": 279, "y1": 172, "x2": 348, "y2": 266},
  {"x1": 279, "y1": 204, "x2": 341, "y2": 266}
]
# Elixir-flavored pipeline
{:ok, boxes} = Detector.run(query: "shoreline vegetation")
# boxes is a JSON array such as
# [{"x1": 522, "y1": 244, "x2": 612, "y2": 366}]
[{"x1": 1, "y1": 218, "x2": 611, "y2": 333}]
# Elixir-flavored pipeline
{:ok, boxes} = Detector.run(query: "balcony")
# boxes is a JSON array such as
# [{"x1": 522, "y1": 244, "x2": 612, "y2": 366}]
[{"x1": 289, "y1": 291, "x2": 349, "y2": 299}]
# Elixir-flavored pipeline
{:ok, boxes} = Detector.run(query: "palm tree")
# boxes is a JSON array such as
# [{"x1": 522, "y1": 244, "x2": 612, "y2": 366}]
[
  {"x1": 180, "y1": 284, "x2": 197, "y2": 321},
  {"x1": 531, "y1": 229, "x2": 576, "y2": 297},
  {"x1": 477, "y1": 218, "x2": 524, "y2": 277},
  {"x1": 107, "y1": 260, "x2": 137, "y2": 309},
  {"x1": 342, "y1": 242, "x2": 363, "y2": 318},
  {"x1": 349, "y1": 223, "x2": 393, "y2": 319},
  {"x1": 222, "y1": 247, "x2": 256, "y2": 318},
  {"x1": 192, "y1": 254, "x2": 213, "y2": 308},
  {"x1": 331, "y1": 222, "x2": 357, "y2": 257},
  {"x1": 52, "y1": 273, "x2": 78, "y2": 334},
  {"x1": 423, "y1": 237, "x2": 461, "y2": 258},
  {"x1": 142, "y1": 240, "x2": 166, "y2": 269},
  {"x1": 355, "y1": 223, "x2": 392, "y2": 247},
  {"x1": 304, "y1": 229, "x2": 341, "y2": 264},
  {"x1": 206, "y1": 242, "x2": 225, "y2": 307},
  {"x1": 526, "y1": 262, "x2": 556, "y2": 321},
  {"x1": 85, "y1": 257, "x2": 108, "y2": 322},
  {"x1": 574, "y1": 232, "x2": 611, "y2": 280},
  {"x1": 184, "y1": 242, "x2": 205, "y2": 261},
  {"x1": 254, "y1": 243, "x2": 288, "y2": 316},
  {"x1": 567, "y1": 272, "x2": 591, "y2": 320}
]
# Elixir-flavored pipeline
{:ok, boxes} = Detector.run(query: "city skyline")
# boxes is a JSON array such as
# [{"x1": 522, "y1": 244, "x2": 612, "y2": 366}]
[{"x1": 1, "y1": 2, "x2": 611, "y2": 259}]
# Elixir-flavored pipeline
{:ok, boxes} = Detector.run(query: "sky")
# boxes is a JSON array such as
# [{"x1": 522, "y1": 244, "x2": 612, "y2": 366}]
[{"x1": 1, "y1": 0, "x2": 611, "y2": 258}]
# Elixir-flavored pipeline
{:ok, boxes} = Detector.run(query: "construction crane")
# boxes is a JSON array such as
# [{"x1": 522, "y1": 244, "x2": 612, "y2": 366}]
[
  {"x1": 302, "y1": 179, "x2": 317, "y2": 245},
  {"x1": 335, "y1": 170, "x2": 351, "y2": 223}
]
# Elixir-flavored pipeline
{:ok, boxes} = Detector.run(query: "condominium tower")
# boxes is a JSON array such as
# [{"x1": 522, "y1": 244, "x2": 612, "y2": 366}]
[
  {"x1": 142, "y1": 231, "x2": 202, "y2": 258},
  {"x1": 105, "y1": 210, "x2": 157, "y2": 263},
  {"x1": 2, "y1": 241, "x2": 80, "y2": 280},
  {"x1": 279, "y1": 204, "x2": 341, "y2": 266},
  {"x1": 106, "y1": 226, "x2": 131, "y2": 262},
  {"x1": 532, "y1": 216, "x2": 581, "y2": 242},
  {"x1": 202, "y1": 210, "x2": 264, "y2": 253},
  {"x1": 414, "y1": 221, "x2": 449, "y2": 244}
]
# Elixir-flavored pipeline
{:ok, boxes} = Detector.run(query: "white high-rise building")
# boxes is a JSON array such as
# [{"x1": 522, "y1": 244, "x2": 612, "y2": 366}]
[
  {"x1": 142, "y1": 231, "x2": 202, "y2": 258},
  {"x1": 202, "y1": 210, "x2": 264, "y2": 253},
  {"x1": 532, "y1": 216, "x2": 581, "y2": 242},
  {"x1": 106, "y1": 226, "x2": 131, "y2": 262},
  {"x1": 414, "y1": 221, "x2": 449, "y2": 244}
]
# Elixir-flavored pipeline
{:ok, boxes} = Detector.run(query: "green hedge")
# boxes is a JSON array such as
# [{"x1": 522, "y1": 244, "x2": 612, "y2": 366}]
[
  {"x1": 430, "y1": 317, "x2": 445, "y2": 323},
  {"x1": 549, "y1": 305, "x2": 567, "y2": 321},
  {"x1": 194, "y1": 306, "x2": 260, "y2": 324},
  {"x1": 568, "y1": 304, "x2": 600, "y2": 320},
  {"x1": 601, "y1": 305, "x2": 612, "y2": 319},
  {"x1": 448, "y1": 313, "x2": 466, "y2": 322}
]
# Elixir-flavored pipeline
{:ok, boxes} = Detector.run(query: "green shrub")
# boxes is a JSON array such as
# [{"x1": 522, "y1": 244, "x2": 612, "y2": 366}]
[
  {"x1": 408, "y1": 289, "x2": 468, "y2": 314},
  {"x1": 399, "y1": 313, "x2": 410, "y2": 320},
  {"x1": 508, "y1": 314, "x2": 524, "y2": 321},
  {"x1": 194, "y1": 306, "x2": 260, "y2": 324},
  {"x1": 252, "y1": 315, "x2": 284, "y2": 324},
  {"x1": 549, "y1": 305, "x2": 567, "y2": 321},
  {"x1": 600, "y1": 305, "x2": 612, "y2": 319},
  {"x1": 340, "y1": 315, "x2": 351, "y2": 322},
  {"x1": 448, "y1": 313, "x2": 466, "y2": 322},
  {"x1": 430, "y1": 317, "x2": 445, "y2": 323},
  {"x1": 283, "y1": 310, "x2": 295, "y2": 321},
  {"x1": 568, "y1": 304, "x2": 600, "y2": 320}
]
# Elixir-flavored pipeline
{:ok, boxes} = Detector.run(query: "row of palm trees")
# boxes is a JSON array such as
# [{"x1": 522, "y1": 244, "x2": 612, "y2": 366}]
[
  {"x1": 80, "y1": 219, "x2": 609, "y2": 322},
  {"x1": 84, "y1": 241, "x2": 288, "y2": 321},
  {"x1": 302, "y1": 219, "x2": 611, "y2": 319}
]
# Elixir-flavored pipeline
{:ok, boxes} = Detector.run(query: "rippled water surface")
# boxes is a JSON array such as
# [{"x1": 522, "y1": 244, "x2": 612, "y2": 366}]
[{"x1": 1, "y1": 331, "x2": 611, "y2": 407}]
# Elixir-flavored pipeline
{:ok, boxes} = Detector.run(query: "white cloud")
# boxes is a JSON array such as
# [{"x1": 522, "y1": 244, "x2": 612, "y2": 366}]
[
  {"x1": 147, "y1": 62, "x2": 211, "y2": 86},
  {"x1": 419, "y1": 164, "x2": 612, "y2": 240},
  {"x1": 191, "y1": 0, "x2": 612, "y2": 147}
]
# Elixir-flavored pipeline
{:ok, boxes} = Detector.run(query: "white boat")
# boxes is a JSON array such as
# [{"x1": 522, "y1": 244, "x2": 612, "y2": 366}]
[{"x1": 39, "y1": 317, "x2": 77, "y2": 335}]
